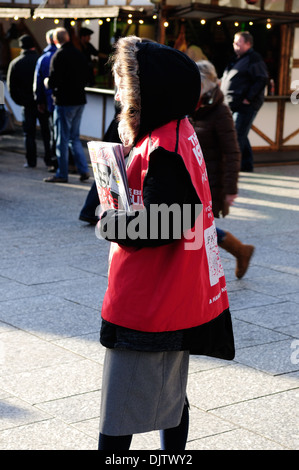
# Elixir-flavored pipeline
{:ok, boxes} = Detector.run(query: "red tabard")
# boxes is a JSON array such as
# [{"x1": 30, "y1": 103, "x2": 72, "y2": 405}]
[{"x1": 101, "y1": 118, "x2": 229, "y2": 332}]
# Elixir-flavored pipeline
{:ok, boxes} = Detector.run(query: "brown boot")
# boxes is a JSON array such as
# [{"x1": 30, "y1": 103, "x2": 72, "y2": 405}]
[{"x1": 219, "y1": 231, "x2": 255, "y2": 279}]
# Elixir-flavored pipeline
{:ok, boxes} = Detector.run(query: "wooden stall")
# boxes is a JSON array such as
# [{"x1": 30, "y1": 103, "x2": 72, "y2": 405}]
[{"x1": 0, "y1": 0, "x2": 298, "y2": 161}]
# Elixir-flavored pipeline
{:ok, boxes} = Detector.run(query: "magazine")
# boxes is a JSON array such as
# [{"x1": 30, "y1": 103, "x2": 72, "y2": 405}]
[{"x1": 87, "y1": 141, "x2": 132, "y2": 212}]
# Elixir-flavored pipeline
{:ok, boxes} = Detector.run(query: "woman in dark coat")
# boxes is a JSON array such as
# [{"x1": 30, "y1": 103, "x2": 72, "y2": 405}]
[{"x1": 190, "y1": 60, "x2": 254, "y2": 279}]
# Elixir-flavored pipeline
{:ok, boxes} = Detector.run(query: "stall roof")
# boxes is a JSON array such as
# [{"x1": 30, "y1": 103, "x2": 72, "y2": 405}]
[
  {"x1": 33, "y1": 7, "x2": 120, "y2": 19},
  {"x1": 171, "y1": 3, "x2": 299, "y2": 23},
  {"x1": 0, "y1": 8, "x2": 31, "y2": 18}
]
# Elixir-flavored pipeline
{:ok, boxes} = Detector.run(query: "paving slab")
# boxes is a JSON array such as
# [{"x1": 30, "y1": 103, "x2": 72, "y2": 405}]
[
  {"x1": 232, "y1": 318, "x2": 290, "y2": 349},
  {"x1": 234, "y1": 339, "x2": 299, "y2": 375},
  {"x1": 0, "y1": 396, "x2": 51, "y2": 431},
  {"x1": 0, "y1": 295, "x2": 101, "y2": 341},
  {"x1": 0, "y1": 418, "x2": 97, "y2": 450},
  {"x1": 186, "y1": 363, "x2": 298, "y2": 411},
  {"x1": 231, "y1": 301, "x2": 299, "y2": 331},
  {"x1": 211, "y1": 389, "x2": 299, "y2": 450},
  {"x1": 1, "y1": 358, "x2": 103, "y2": 404},
  {"x1": 0, "y1": 329, "x2": 85, "y2": 376},
  {"x1": 186, "y1": 428, "x2": 287, "y2": 450}
]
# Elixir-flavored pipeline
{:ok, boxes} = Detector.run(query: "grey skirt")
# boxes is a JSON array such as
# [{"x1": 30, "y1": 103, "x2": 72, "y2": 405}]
[{"x1": 99, "y1": 348, "x2": 189, "y2": 436}]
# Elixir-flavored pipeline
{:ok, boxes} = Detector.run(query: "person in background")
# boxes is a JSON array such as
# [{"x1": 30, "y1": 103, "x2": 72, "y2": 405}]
[
  {"x1": 7, "y1": 34, "x2": 39, "y2": 168},
  {"x1": 43, "y1": 28, "x2": 90, "y2": 183},
  {"x1": 33, "y1": 29, "x2": 57, "y2": 169},
  {"x1": 78, "y1": 27, "x2": 108, "y2": 87},
  {"x1": 191, "y1": 60, "x2": 255, "y2": 279},
  {"x1": 221, "y1": 31, "x2": 268, "y2": 172},
  {"x1": 78, "y1": 27, "x2": 98, "y2": 86},
  {"x1": 186, "y1": 44, "x2": 208, "y2": 62},
  {"x1": 96, "y1": 36, "x2": 235, "y2": 451}
]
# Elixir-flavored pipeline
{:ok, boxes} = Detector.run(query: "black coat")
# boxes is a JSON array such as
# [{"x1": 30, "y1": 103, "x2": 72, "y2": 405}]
[
  {"x1": 7, "y1": 50, "x2": 39, "y2": 107},
  {"x1": 221, "y1": 48, "x2": 268, "y2": 112},
  {"x1": 48, "y1": 42, "x2": 88, "y2": 106},
  {"x1": 190, "y1": 86, "x2": 241, "y2": 218}
]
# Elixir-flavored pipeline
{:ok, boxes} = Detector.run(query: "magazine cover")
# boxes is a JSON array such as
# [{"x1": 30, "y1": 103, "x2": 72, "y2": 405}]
[{"x1": 87, "y1": 141, "x2": 132, "y2": 212}]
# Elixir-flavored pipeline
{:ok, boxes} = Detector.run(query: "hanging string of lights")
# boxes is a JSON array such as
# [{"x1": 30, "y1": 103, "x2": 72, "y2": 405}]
[
  {"x1": 25, "y1": 15, "x2": 272, "y2": 30},
  {"x1": 3, "y1": 9, "x2": 274, "y2": 31}
]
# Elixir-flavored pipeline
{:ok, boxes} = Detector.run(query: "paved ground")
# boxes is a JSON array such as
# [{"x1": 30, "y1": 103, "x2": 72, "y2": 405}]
[{"x1": 0, "y1": 130, "x2": 298, "y2": 450}]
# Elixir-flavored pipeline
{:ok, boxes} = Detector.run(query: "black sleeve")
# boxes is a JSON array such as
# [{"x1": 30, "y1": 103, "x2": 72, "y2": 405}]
[
  {"x1": 246, "y1": 56, "x2": 268, "y2": 102},
  {"x1": 7, "y1": 62, "x2": 22, "y2": 106},
  {"x1": 98, "y1": 147, "x2": 201, "y2": 248},
  {"x1": 48, "y1": 51, "x2": 65, "y2": 92}
]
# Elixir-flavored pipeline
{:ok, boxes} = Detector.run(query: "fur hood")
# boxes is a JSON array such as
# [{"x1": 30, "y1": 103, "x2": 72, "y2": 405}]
[{"x1": 111, "y1": 36, "x2": 201, "y2": 147}]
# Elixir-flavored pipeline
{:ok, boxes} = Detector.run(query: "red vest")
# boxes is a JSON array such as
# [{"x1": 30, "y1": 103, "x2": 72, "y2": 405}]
[{"x1": 101, "y1": 118, "x2": 229, "y2": 332}]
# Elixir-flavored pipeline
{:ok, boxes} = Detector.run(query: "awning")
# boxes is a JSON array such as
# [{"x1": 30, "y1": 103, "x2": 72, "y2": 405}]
[
  {"x1": 0, "y1": 8, "x2": 31, "y2": 19},
  {"x1": 171, "y1": 3, "x2": 299, "y2": 23},
  {"x1": 34, "y1": 7, "x2": 120, "y2": 19}
]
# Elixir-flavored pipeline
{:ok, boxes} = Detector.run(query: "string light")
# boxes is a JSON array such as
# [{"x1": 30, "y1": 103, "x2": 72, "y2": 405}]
[
  {"x1": 106, "y1": 17, "x2": 111, "y2": 22},
  {"x1": 200, "y1": 19, "x2": 206, "y2": 25},
  {"x1": 98, "y1": 19, "x2": 103, "y2": 25},
  {"x1": 234, "y1": 21, "x2": 239, "y2": 27},
  {"x1": 153, "y1": 15, "x2": 157, "y2": 20},
  {"x1": 139, "y1": 19, "x2": 144, "y2": 24},
  {"x1": 54, "y1": 19, "x2": 59, "y2": 24},
  {"x1": 85, "y1": 19, "x2": 90, "y2": 25},
  {"x1": 164, "y1": 21, "x2": 169, "y2": 27},
  {"x1": 70, "y1": 20, "x2": 75, "y2": 26},
  {"x1": 216, "y1": 21, "x2": 221, "y2": 26},
  {"x1": 249, "y1": 21, "x2": 253, "y2": 25},
  {"x1": 127, "y1": 19, "x2": 133, "y2": 24}
]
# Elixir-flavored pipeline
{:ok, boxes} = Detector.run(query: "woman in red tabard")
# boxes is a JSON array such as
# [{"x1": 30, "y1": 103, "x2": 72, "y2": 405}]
[{"x1": 97, "y1": 36, "x2": 235, "y2": 450}]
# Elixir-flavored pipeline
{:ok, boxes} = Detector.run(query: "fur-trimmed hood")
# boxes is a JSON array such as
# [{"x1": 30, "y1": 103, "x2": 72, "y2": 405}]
[{"x1": 111, "y1": 36, "x2": 201, "y2": 146}]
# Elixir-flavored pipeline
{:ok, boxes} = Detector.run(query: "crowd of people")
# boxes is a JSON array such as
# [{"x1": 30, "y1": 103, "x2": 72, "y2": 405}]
[
  {"x1": 6, "y1": 27, "x2": 93, "y2": 183},
  {"x1": 5, "y1": 29, "x2": 269, "y2": 451}
]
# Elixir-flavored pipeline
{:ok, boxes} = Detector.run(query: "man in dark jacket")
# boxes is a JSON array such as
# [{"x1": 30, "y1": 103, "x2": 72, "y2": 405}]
[
  {"x1": 7, "y1": 35, "x2": 39, "y2": 167},
  {"x1": 43, "y1": 27, "x2": 90, "y2": 183},
  {"x1": 221, "y1": 31, "x2": 268, "y2": 172}
]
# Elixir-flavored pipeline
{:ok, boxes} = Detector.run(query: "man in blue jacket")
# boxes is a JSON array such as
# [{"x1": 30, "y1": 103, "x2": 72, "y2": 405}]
[
  {"x1": 34, "y1": 30, "x2": 57, "y2": 168},
  {"x1": 221, "y1": 31, "x2": 268, "y2": 172}
]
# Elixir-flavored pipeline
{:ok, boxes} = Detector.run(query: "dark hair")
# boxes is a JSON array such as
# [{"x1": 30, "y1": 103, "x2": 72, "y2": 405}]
[
  {"x1": 235, "y1": 31, "x2": 253, "y2": 47},
  {"x1": 19, "y1": 34, "x2": 35, "y2": 50}
]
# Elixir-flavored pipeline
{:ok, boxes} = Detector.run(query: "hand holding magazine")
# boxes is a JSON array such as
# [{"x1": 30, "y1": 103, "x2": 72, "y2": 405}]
[{"x1": 88, "y1": 141, "x2": 132, "y2": 212}]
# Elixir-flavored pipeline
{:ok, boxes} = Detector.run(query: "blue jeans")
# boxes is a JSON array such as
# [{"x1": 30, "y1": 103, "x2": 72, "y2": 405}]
[
  {"x1": 54, "y1": 105, "x2": 89, "y2": 179},
  {"x1": 232, "y1": 104, "x2": 257, "y2": 172},
  {"x1": 37, "y1": 109, "x2": 56, "y2": 166},
  {"x1": 80, "y1": 181, "x2": 99, "y2": 220},
  {"x1": 216, "y1": 227, "x2": 226, "y2": 245}
]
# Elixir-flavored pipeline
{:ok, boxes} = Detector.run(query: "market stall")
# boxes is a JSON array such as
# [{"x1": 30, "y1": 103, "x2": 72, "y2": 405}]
[{"x1": 1, "y1": 0, "x2": 298, "y2": 160}]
